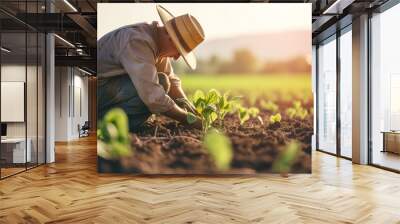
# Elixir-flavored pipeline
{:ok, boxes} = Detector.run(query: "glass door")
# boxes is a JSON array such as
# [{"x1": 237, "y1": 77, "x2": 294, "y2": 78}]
[
  {"x1": 339, "y1": 26, "x2": 352, "y2": 158},
  {"x1": 317, "y1": 35, "x2": 337, "y2": 154},
  {"x1": 0, "y1": 1, "x2": 46, "y2": 179},
  {"x1": 1, "y1": 30, "x2": 28, "y2": 178},
  {"x1": 370, "y1": 3, "x2": 400, "y2": 171}
]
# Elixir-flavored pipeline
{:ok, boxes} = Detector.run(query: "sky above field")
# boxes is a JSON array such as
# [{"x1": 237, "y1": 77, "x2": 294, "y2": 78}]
[{"x1": 97, "y1": 3, "x2": 311, "y2": 40}]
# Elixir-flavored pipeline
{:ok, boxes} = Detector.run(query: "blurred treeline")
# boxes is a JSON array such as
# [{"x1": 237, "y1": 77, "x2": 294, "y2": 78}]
[{"x1": 172, "y1": 48, "x2": 311, "y2": 75}]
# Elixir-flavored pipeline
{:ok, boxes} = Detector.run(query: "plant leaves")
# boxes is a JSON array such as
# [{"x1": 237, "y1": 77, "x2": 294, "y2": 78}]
[
  {"x1": 269, "y1": 113, "x2": 282, "y2": 124},
  {"x1": 206, "y1": 89, "x2": 220, "y2": 104},
  {"x1": 238, "y1": 107, "x2": 250, "y2": 125},
  {"x1": 248, "y1": 107, "x2": 260, "y2": 117},
  {"x1": 203, "y1": 129, "x2": 233, "y2": 171},
  {"x1": 103, "y1": 108, "x2": 129, "y2": 143},
  {"x1": 193, "y1": 89, "x2": 205, "y2": 102},
  {"x1": 97, "y1": 108, "x2": 133, "y2": 159},
  {"x1": 260, "y1": 100, "x2": 279, "y2": 113},
  {"x1": 286, "y1": 108, "x2": 296, "y2": 119},
  {"x1": 108, "y1": 141, "x2": 132, "y2": 158},
  {"x1": 293, "y1": 101, "x2": 302, "y2": 110},
  {"x1": 205, "y1": 104, "x2": 217, "y2": 113},
  {"x1": 273, "y1": 141, "x2": 301, "y2": 173}
]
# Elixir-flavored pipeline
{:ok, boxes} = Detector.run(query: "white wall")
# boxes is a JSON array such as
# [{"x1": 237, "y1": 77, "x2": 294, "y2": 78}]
[
  {"x1": 55, "y1": 67, "x2": 89, "y2": 141},
  {"x1": 73, "y1": 73, "x2": 89, "y2": 137},
  {"x1": 55, "y1": 66, "x2": 69, "y2": 141}
]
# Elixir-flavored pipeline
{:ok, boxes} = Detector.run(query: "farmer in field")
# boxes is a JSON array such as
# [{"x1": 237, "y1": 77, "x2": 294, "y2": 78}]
[{"x1": 98, "y1": 5, "x2": 204, "y2": 131}]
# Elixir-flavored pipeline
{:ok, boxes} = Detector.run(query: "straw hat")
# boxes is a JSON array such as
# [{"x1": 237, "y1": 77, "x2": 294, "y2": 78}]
[{"x1": 156, "y1": 5, "x2": 205, "y2": 70}]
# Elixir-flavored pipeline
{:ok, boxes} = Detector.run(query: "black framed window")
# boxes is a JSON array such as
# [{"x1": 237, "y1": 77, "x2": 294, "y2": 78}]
[
  {"x1": 0, "y1": 0, "x2": 47, "y2": 180},
  {"x1": 339, "y1": 25, "x2": 352, "y2": 159},
  {"x1": 0, "y1": 1, "x2": 29, "y2": 178},
  {"x1": 315, "y1": 21, "x2": 353, "y2": 160},
  {"x1": 369, "y1": 2, "x2": 400, "y2": 172},
  {"x1": 316, "y1": 34, "x2": 337, "y2": 155}
]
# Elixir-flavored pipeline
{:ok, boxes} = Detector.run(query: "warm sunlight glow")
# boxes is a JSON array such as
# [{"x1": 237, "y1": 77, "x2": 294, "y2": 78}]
[{"x1": 98, "y1": 3, "x2": 311, "y2": 40}]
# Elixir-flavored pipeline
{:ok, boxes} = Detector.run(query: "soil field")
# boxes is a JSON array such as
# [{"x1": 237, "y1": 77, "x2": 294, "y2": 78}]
[{"x1": 98, "y1": 97, "x2": 313, "y2": 174}]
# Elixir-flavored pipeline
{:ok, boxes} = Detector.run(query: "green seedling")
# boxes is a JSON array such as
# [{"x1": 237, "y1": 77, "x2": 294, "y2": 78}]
[
  {"x1": 190, "y1": 89, "x2": 260, "y2": 129},
  {"x1": 248, "y1": 107, "x2": 260, "y2": 116},
  {"x1": 191, "y1": 89, "x2": 240, "y2": 133},
  {"x1": 296, "y1": 108, "x2": 308, "y2": 120},
  {"x1": 238, "y1": 107, "x2": 250, "y2": 125},
  {"x1": 216, "y1": 91, "x2": 241, "y2": 126},
  {"x1": 97, "y1": 108, "x2": 133, "y2": 160},
  {"x1": 286, "y1": 108, "x2": 297, "y2": 119},
  {"x1": 191, "y1": 89, "x2": 218, "y2": 132},
  {"x1": 238, "y1": 106, "x2": 259, "y2": 125},
  {"x1": 285, "y1": 101, "x2": 309, "y2": 120},
  {"x1": 273, "y1": 140, "x2": 301, "y2": 174},
  {"x1": 269, "y1": 113, "x2": 282, "y2": 124},
  {"x1": 293, "y1": 100, "x2": 302, "y2": 110},
  {"x1": 202, "y1": 104, "x2": 218, "y2": 133},
  {"x1": 260, "y1": 100, "x2": 279, "y2": 113},
  {"x1": 203, "y1": 129, "x2": 233, "y2": 171}
]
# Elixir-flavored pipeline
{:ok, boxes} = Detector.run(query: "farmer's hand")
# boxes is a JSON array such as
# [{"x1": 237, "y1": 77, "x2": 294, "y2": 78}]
[
  {"x1": 189, "y1": 117, "x2": 203, "y2": 130},
  {"x1": 175, "y1": 98, "x2": 199, "y2": 115},
  {"x1": 167, "y1": 83, "x2": 199, "y2": 113},
  {"x1": 163, "y1": 104, "x2": 203, "y2": 130},
  {"x1": 167, "y1": 81, "x2": 200, "y2": 114}
]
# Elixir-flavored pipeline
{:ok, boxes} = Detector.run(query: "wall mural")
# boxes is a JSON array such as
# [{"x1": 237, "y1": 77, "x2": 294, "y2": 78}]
[{"x1": 97, "y1": 3, "x2": 313, "y2": 174}]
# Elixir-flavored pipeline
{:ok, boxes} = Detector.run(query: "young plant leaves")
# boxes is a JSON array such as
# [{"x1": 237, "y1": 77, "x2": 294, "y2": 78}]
[
  {"x1": 269, "y1": 113, "x2": 282, "y2": 124},
  {"x1": 273, "y1": 141, "x2": 301, "y2": 174},
  {"x1": 97, "y1": 108, "x2": 133, "y2": 160},
  {"x1": 260, "y1": 100, "x2": 279, "y2": 113},
  {"x1": 203, "y1": 129, "x2": 233, "y2": 171}
]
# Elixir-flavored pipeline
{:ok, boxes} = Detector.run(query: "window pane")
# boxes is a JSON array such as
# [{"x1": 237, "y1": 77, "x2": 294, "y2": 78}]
[
  {"x1": 371, "y1": 3, "x2": 400, "y2": 171},
  {"x1": 340, "y1": 28, "x2": 352, "y2": 158},
  {"x1": 318, "y1": 36, "x2": 337, "y2": 154},
  {"x1": 1, "y1": 31, "x2": 27, "y2": 177}
]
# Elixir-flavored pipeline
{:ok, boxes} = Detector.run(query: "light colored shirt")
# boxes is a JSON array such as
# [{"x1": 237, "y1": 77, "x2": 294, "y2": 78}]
[{"x1": 97, "y1": 21, "x2": 181, "y2": 114}]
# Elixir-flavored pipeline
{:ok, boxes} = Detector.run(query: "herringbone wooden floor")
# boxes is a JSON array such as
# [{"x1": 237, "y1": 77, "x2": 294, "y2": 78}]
[{"x1": 1, "y1": 135, "x2": 399, "y2": 224}]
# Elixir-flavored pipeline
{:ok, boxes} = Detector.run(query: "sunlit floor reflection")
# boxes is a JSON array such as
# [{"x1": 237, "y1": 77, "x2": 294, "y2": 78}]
[{"x1": 372, "y1": 150, "x2": 400, "y2": 171}]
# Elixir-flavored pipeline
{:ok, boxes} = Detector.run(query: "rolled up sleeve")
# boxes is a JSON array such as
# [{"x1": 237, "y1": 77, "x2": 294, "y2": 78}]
[
  {"x1": 119, "y1": 39, "x2": 175, "y2": 114},
  {"x1": 156, "y1": 57, "x2": 181, "y2": 87}
]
